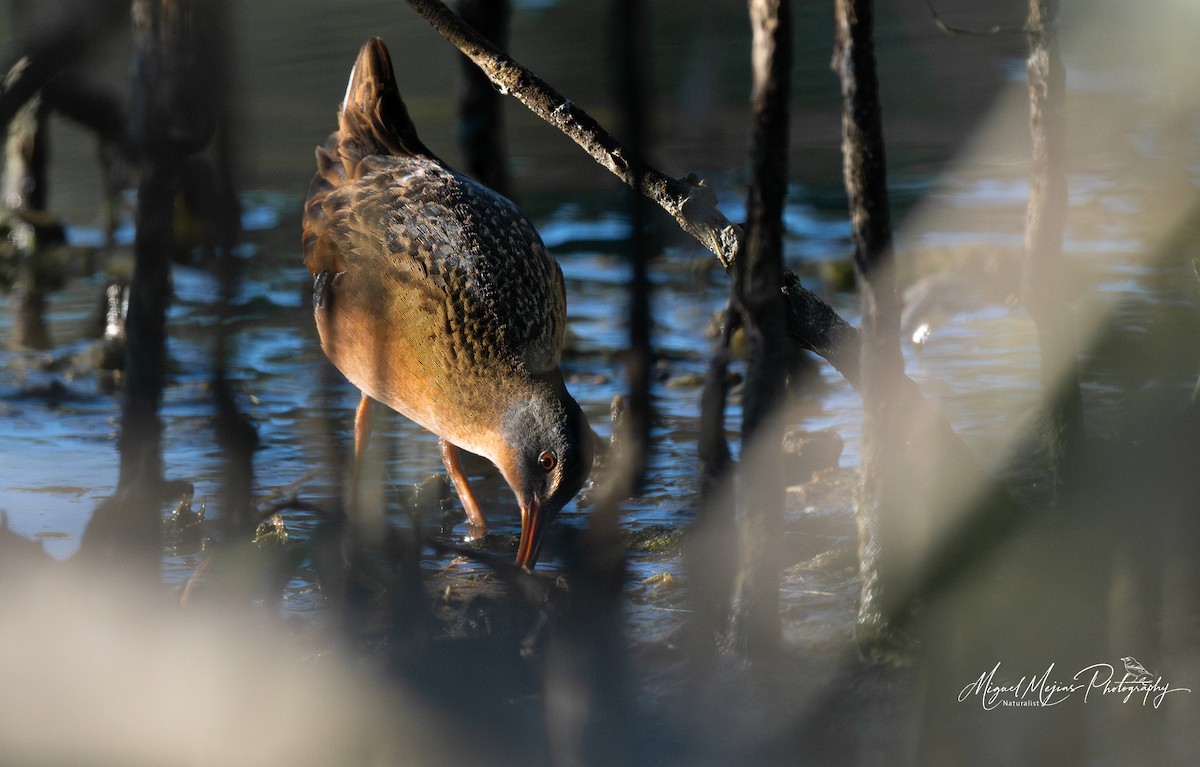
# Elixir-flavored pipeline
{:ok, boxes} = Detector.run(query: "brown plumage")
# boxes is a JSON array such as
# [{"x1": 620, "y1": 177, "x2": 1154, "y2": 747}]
[{"x1": 303, "y1": 37, "x2": 592, "y2": 568}]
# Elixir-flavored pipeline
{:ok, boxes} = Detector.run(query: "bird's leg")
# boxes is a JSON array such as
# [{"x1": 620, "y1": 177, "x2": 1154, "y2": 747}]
[
  {"x1": 353, "y1": 393, "x2": 373, "y2": 466},
  {"x1": 438, "y1": 438, "x2": 488, "y2": 541},
  {"x1": 344, "y1": 393, "x2": 375, "y2": 507}
]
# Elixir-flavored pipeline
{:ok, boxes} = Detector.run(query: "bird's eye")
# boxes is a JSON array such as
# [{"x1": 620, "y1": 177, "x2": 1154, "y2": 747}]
[{"x1": 538, "y1": 450, "x2": 557, "y2": 472}]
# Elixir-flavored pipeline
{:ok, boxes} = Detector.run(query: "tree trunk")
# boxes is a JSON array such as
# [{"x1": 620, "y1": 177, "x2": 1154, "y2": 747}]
[
  {"x1": 118, "y1": 0, "x2": 180, "y2": 495},
  {"x1": 456, "y1": 0, "x2": 512, "y2": 197},
  {"x1": 542, "y1": 2, "x2": 648, "y2": 762},
  {"x1": 726, "y1": 0, "x2": 792, "y2": 659},
  {"x1": 832, "y1": 0, "x2": 909, "y2": 658}
]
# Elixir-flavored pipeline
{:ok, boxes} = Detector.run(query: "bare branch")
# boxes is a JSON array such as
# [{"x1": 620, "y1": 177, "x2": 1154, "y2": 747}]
[
  {"x1": 405, "y1": 0, "x2": 740, "y2": 270},
  {"x1": 404, "y1": 0, "x2": 868, "y2": 373}
]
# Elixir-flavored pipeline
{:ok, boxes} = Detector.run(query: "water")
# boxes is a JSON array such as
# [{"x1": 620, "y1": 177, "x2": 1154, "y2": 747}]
[{"x1": 1, "y1": 0, "x2": 1197, "y2": 622}]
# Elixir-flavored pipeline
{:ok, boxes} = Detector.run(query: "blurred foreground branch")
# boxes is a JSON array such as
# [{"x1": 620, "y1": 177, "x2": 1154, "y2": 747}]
[
  {"x1": 540, "y1": 3, "x2": 649, "y2": 760},
  {"x1": 0, "y1": 0, "x2": 127, "y2": 132}
]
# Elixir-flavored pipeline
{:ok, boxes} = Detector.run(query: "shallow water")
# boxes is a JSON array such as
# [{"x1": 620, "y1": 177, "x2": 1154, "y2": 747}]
[{"x1": 1, "y1": 0, "x2": 1197, "y2": 623}]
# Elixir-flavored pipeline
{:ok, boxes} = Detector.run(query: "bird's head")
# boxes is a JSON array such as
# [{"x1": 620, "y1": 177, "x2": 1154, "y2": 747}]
[{"x1": 497, "y1": 371, "x2": 593, "y2": 569}]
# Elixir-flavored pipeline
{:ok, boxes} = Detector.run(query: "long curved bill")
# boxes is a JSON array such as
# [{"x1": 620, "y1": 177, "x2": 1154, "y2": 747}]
[{"x1": 515, "y1": 495, "x2": 545, "y2": 570}]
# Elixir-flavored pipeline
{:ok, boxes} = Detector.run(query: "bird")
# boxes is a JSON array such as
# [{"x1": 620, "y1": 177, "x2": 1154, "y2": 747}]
[
  {"x1": 1121, "y1": 656, "x2": 1154, "y2": 681},
  {"x1": 302, "y1": 37, "x2": 593, "y2": 569}
]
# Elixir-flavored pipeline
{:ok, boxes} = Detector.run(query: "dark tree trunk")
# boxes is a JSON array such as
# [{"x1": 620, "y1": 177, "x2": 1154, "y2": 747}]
[
  {"x1": 199, "y1": 0, "x2": 256, "y2": 538},
  {"x1": 1025, "y1": 0, "x2": 1081, "y2": 497},
  {"x1": 118, "y1": 0, "x2": 179, "y2": 494},
  {"x1": 599, "y1": 0, "x2": 654, "y2": 509},
  {"x1": 118, "y1": 0, "x2": 236, "y2": 498},
  {"x1": 832, "y1": 0, "x2": 909, "y2": 657},
  {"x1": 726, "y1": 0, "x2": 792, "y2": 659},
  {"x1": 542, "y1": 2, "x2": 649, "y2": 763},
  {"x1": 456, "y1": 0, "x2": 512, "y2": 197},
  {"x1": 89, "y1": 0, "x2": 236, "y2": 563},
  {"x1": 80, "y1": 0, "x2": 186, "y2": 566}
]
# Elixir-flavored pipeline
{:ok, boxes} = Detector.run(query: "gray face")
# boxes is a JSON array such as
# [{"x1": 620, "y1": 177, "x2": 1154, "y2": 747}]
[{"x1": 504, "y1": 389, "x2": 593, "y2": 518}]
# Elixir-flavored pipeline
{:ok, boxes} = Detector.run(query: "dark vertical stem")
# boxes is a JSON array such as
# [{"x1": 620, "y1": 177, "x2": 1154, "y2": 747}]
[
  {"x1": 118, "y1": 153, "x2": 173, "y2": 491},
  {"x1": 197, "y1": 0, "x2": 257, "y2": 536},
  {"x1": 1025, "y1": 0, "x2": 1081, "y2": 496},
  {"x1": 119, "y1": 0, "x2": 178, "y2": 493},
  {"x1": 728, "y1": 0, "x2": 792, "y2": 659},
  {"x1": 456, "y1": 0, "x2": 512, "y2": 197},
  {"x1": 685, "y1": 305, "x2": 736, "y2": 665},
  {"x1": 584, "y1": 0, "x2": 653, "y2": 540},
  {"x1": 833, "y1": 0, "x2": 907, "y2": 656},
  {"x1": 697, "y1": 309, "x2": 734, "y2": 497},
  {"x1": 615, "y1": 1, "x2": 653, "y2": 505},
  {"x1": 543, "y1": 4, "x2": 647, "y2": 765},
  {"x1": 80, "y1": 0, "x2": 184, "y2": 567},
  {"x1": 3, "y1": 92, "x2": 52, "y2": 351}
]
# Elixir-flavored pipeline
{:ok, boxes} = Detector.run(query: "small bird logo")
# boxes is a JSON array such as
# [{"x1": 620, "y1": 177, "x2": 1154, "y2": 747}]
[{"x1": 1121, "y1": 656, "x2": 1154, "y2": 681}]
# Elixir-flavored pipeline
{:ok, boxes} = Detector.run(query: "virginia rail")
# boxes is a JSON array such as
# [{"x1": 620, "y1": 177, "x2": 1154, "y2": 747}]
[{"x1": 303, "y1": 37, "x2": 593, "y2": 569}]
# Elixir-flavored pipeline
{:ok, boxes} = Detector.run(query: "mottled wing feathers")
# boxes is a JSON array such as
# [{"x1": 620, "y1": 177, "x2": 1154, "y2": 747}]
[{"x1": 331, "y1": 161, "x2": 563, "y2": 372}]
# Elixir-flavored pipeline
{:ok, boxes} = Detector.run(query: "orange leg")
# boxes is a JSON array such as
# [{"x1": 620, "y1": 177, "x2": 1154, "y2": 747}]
[
  {"x1": 353, "y1": 393, "x2": 373, "y2": 467},
  {"x1": 439, "y1": 438, "x2": 488, "y2": 539},
  {"x1": 348, "y1": 393, "x2": 375, "y2": 505}
]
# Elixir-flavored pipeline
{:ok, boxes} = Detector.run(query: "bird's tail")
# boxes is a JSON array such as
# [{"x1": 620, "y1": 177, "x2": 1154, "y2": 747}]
[
  {"x1": 304, "y1": 38, "x2": 427, "y2": 275},
  {"x1": 313, "y1": 37, "x2": 428, "y2": 191},
  {"x1": 337, "y1": 37, "x2": 429, "y2": 164}
]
